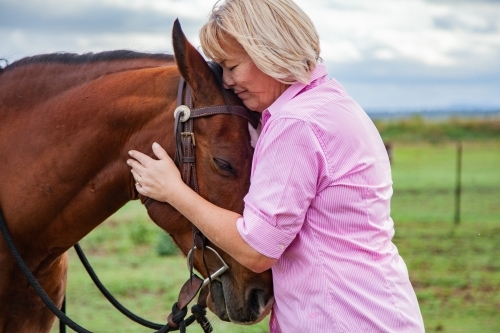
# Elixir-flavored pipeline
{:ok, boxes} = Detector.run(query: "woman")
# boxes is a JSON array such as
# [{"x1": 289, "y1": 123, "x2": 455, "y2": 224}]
[{"x1": 127, "y1": 0, "x2": 425, "y2": 332}]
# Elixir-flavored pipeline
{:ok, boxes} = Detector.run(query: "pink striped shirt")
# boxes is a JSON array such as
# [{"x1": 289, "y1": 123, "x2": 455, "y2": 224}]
[{"x1": 236, "y1": 63, "x2": 424, "y2": 332}]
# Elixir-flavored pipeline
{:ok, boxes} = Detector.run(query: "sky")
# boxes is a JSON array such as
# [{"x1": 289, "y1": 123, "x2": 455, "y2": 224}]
[{"x1": 1, "y1": 0, "x2": 500, "y2": 112}]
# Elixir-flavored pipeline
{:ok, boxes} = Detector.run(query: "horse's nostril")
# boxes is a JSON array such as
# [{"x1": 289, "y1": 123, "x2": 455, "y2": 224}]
[{"x1": 249, "y1": 289, "x2": 267, "y2": 316}]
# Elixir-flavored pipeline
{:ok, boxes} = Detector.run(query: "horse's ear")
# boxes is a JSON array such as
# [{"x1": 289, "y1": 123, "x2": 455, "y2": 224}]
[{"x1": 172, "y1": 19, "x2": 216, "y2": 101}]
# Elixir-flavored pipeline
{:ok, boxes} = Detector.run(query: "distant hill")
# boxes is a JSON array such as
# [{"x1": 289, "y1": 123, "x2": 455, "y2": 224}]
[
  {"x1": 372, "y1": 114, "x2": 500, "y2": 143},
  {"x1": 367, "y1": 108, "x2": 500, "y2": 121}
]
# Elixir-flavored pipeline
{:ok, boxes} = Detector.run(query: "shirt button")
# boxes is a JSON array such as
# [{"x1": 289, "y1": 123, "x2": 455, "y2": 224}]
[{"x1": 279, "y1": 244, "x2": 285, "y2": 250}]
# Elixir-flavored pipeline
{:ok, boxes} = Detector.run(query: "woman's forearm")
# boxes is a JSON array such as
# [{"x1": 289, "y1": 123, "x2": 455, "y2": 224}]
[{"x1": 169, "y1": 182, "x2": 276, "y2": 273}]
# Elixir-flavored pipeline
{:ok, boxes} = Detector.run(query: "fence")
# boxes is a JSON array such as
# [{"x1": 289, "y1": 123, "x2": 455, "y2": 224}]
[{"x1": 387, "y1": 141, "x2": 500, "y2": 225}]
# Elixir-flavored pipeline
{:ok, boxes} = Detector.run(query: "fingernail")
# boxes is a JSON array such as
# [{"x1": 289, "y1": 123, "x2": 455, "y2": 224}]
[
  {"x1": 153, "y1": 142, "x2": 159, "y2": 148},
  {"x1": 126, "y1": 160, "x2": 131, "y2": 165},
  {"x1": 128, "y1": 151, "x2": 133, "y2": 156}
]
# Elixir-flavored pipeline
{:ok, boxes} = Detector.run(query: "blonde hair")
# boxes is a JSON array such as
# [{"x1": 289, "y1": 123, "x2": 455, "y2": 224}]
[{"x1": 199, "y1": 0, "x2": 321, "y2": 84}]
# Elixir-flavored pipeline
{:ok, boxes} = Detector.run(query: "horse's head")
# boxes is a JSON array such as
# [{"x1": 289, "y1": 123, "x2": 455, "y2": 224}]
[{"x1": 144, "y1": 20, "x2": 273, "y2": 324}]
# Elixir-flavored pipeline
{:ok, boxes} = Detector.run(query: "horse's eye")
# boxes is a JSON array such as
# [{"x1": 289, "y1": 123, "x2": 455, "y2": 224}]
[{"x1": 213, "y1": 158, "x2": 236, "y2": 175}]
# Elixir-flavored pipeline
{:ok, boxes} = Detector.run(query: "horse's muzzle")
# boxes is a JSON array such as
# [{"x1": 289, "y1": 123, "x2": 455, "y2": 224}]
[{"x1": 207, "y1": 277, "x2": 275, "y2": 324}]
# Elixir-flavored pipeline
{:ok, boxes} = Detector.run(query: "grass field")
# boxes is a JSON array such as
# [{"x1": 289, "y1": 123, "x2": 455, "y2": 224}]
[
  {"x1": 51, "y1": 202, "x2": 269, "y2": 333},
  {"x1": 52, "y1": 140, "x2": 500, "y2": 333},
  {"x1": 391, "y1": 140, "x2": 500, "y2": 332},
  {"x1": 391, "y1": 141, "x2": 500, "y2": 224}
]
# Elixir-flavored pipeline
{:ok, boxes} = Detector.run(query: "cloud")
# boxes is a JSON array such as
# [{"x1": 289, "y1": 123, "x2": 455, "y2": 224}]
[
  {"x1": 0, "y1": 0, "x2": 204, "y2": 36},
  {"x1": 0, "y1": 0, "x2": 210, "y2": 57},
  {"x1": 1, "y1": 0, "x2": 499, "y2": 110},
  {"x1": 295, "y1": 0, "x2": 500, "y2": 67},
  {"x1": 0, "y1": 0, "x2": 213, "y2": 62}
]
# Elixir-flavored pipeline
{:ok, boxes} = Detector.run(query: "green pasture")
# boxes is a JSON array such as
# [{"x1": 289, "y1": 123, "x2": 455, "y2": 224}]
[
  {"x1": 52, "y1": 139, "x2": 500, "y2": 333},
  {"x1": 391, "y1": 141, "x2": 500, "y2": 224},
  {"x1": 51, "y1": 202, "x2": 268, "y2": 333},
  {"x1": 390, "y1": 140, "x2": 500, "y2": 332}
]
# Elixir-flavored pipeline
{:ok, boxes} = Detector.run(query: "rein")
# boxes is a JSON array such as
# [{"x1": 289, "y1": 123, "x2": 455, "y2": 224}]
[{"x1": 0, "y1": 62, "x2": 259, "y2": 333}]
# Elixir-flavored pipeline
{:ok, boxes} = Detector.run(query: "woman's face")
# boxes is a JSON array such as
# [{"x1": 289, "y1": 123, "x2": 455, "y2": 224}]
[{"x1": 218, "y1": 40, "x2": 288, "y2": 113}]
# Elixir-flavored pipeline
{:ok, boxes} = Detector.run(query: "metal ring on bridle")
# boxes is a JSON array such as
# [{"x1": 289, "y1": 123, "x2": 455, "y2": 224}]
[
  {"x1": 186, "y1": 246, "x2": 230, "y2": 289},
  {"x1": 174, "y1": 105, "x2": 191, "y2": 122}
]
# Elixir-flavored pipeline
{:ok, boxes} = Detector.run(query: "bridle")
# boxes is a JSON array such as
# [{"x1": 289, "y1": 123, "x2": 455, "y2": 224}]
[
  {"x1": 143, "y1": 62, "x2": 260, "y2": 331},
  {"x1": 0, "y1": 61, "x2": 260, "y2": 333}
]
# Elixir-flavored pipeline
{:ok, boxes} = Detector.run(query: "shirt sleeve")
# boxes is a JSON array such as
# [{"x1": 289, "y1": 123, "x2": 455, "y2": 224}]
[{"x1": 236, "y1": 117, "x2": 325, "y2": 259}]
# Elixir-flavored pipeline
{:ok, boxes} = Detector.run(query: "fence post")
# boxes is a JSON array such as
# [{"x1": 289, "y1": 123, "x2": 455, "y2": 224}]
[{"x1": 454, "y1": 141, "x2": 462, "y2": 225}]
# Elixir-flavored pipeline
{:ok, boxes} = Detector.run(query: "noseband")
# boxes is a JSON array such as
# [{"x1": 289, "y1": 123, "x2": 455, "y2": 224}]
[{"x1": 145, "y1": 62, "x2": 260, "y2": 330}]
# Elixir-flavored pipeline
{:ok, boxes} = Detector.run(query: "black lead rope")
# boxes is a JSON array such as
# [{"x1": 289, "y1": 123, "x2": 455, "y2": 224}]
[
  {"x1": 0, "y1": 210, "x2": 92, "y2": 333},
  {"x1": 73, "y1": 243, "x2": 165, "y2": 330},
  {"x1": 60, "y1": 296, "x2": 66, "y2": 333},
  {"x1": 74, "y1": 243, "x2": 211, "y2": 333},
  {"x1": 0, "y1": 209, "x2": 186, "y2": 333}
]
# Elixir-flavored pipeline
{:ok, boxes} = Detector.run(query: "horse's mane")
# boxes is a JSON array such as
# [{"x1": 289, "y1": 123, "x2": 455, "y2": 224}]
[{"x1": 1, "y1": 50, "x2": 174, "y2": 73}]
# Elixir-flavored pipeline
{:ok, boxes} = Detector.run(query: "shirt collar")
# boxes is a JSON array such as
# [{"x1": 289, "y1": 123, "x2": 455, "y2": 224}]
[{"x1": 263, "y1": 63, "x2": 328, "y2": 124}]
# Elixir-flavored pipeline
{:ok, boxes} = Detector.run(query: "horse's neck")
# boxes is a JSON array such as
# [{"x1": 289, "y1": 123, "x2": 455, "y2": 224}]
[
  {"x1": 1, "y1": 59, "x2": 174, "y2": 111},
  {"x1": 49, "y1": 64, "x2": 180, "y2": 248},
  {"x1": 0, "y1": 62, "x2": 180, "y2": 266}
]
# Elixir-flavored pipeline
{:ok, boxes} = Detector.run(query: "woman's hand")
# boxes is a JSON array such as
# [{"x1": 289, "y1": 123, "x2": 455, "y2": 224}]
[
  {"x1": 128, "y1": 144, "x2": 276, "y2": 272},
  {"x1": 127, "y1": 142, "x2": 183, "y2": 203}
]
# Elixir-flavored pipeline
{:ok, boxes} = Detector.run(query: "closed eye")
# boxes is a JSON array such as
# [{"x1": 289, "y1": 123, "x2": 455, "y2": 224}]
[{"x1": 213, "y1": 158, "x2": 236, "y2": 176}]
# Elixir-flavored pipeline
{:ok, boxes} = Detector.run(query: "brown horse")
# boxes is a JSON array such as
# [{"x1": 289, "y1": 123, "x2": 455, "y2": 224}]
[{"x1": 0, "y1": 21, "x2": 273, "y2": 332}]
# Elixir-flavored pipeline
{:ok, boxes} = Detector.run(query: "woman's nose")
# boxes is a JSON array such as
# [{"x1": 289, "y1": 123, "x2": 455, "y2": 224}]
[{"x1": 222, "y1": 69, "x2": 235, "y2": 89}]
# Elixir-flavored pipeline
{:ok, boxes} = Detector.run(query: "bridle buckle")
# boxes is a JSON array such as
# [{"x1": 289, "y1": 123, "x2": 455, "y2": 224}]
[{"x1": 181, "y1": 132, "x2": 196, "y2": 146}]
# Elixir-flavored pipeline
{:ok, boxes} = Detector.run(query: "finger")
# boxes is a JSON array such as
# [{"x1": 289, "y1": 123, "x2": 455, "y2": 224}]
[
  {"x1": 131, "y1": 170, "x2": 148, "y2": 188},
  {"x1": 127, "y1": 158, "x2": 147, "y2": 175},
  {"x1": 136, "y1": 183, "x2": 149, "y2": 196},
  {"x1": 130, "y1": 169, "x2": 142, "y2": 184},
  {"x1": 152, "y1": 142, "x2": 169, "y2": 160},
  {"x1": 128, "y1": 149, "x2": 155, "y2": 166},
  {"x1": 135, "y1": 179, "x2": 148, "y2": 196}
]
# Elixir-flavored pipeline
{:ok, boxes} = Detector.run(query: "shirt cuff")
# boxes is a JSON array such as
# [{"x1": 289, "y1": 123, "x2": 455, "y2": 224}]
[{"x1": 236, "y1": 204, "x2": 296, "y2": 259}]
